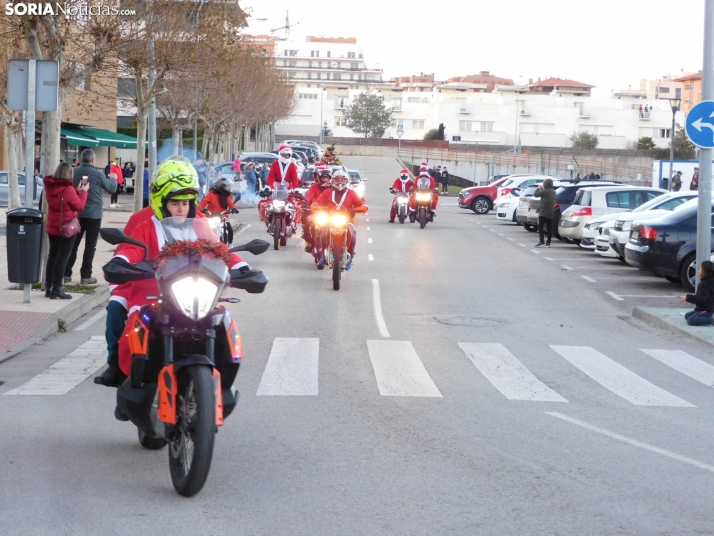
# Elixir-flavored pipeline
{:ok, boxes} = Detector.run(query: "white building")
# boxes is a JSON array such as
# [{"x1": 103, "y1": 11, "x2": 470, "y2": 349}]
[{"x1": 278, "y1": 80, "x2": 680, "y2": 149}]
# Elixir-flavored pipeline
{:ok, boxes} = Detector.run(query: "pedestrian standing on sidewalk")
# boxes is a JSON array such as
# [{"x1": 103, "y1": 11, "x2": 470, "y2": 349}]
[
  {"x1": 690, "y1": 168, "x2": 699, "y2": 191},
  {"x1": 671, "y1": 171, "x2": 683, "y2": 191},
  {"x1": 441, "y1": 167, "x2": 449, "y2": 194},
  {"x1": 108, "y1": 160, "x2": 124, "y2": 208},
  {"x1": 43, "y1": 162, "x2": 89, "y2": 299},
  {"x1": 679, "y1": 261, "x2": 714, "y2": 326},
  {"x1": 142, "y1": 160, "x2": 150, "y2": 208},
  {"x1": 65, "y1": 149, "x2": 117, "y2": 285},
  {"x1": 533, "y1": 178, "x2": 556, "y2": 248}
]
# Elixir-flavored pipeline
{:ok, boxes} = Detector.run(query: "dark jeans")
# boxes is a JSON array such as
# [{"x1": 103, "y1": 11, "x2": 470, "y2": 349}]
[
  {"x1": 110, "y1": 190, "x2": 119, "y2": 204},
  {"x1": 685, "y1": 310, "x2": 713, "y2": 326},
  {"x1": 106, "y1": 300, "x2": 128, "y2": 365},
  {"x1": 441, "y1": 181, "x2": 448, "y2": 193},
  {"x1": 46, "y1": 234, "x2": 77, "y2": 289},
  {"x1": 65, "y1": 217, "x2": 102, "y2": 280},
  {"x1": 538, "y1": 216, "x2": 553, "y2": 243}
]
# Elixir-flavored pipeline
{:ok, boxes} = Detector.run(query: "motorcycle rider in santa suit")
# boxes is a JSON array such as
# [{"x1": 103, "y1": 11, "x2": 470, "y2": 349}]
[
  {"x1": 389, "y1": 169, "x2": 415, "y2": 223},
  {"x1": 408, "y1": 168, "x2": 439, "y2": 222},
  {"x1": 259, "y1": 144, "x2": 302, "y2": 229},
  {"x1": 313, "y1": 170, "x2": 368, "y2": 271},
  {"x1": 302, "y1": 165, "x2": 333, "y2": 252}
]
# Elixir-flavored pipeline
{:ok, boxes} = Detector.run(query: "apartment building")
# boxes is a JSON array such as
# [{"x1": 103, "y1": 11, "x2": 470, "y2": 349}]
[
  {"x1": 614, "y1": 73, "x2": 684, "y2": 102},
  {"x1": 674, "y1": 72, "x2": 702, "y2": 112}
]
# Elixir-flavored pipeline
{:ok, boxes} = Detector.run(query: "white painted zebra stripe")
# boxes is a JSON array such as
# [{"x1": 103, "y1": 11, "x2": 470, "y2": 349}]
[
  {"x1": 550, "y1": 346, "x2": 695, "y2": 407},
  {"x1": 459, "y1": 343, "x2": 568, "y2": 402},
  {"x1": 640, "y1": 349, "x2": 714, "y2": 387},
  {"x1": 367, "y1": 340, "x2": 442, "y2": 397},
  {"x1": 256, "y1": 338, "x2": 319, "y2": 396},
  {"x1": 4, "y1": 336, "x2": 107, "y2": 396}
]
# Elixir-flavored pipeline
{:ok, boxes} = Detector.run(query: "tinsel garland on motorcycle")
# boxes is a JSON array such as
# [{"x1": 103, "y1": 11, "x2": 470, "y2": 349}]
[{"x1": 156, "y1": 240, "x2": 233, "y2": 267}]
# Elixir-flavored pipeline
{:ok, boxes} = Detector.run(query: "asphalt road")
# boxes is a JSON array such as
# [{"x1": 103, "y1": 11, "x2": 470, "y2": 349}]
[{"x1": 2, "y1": 155, "x2": 714, "y2": 535}]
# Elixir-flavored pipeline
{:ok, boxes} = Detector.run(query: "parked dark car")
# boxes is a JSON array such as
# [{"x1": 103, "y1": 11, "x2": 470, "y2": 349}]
[{"x1": 625, "y1": 200, "x2": 714, "y2": 291}]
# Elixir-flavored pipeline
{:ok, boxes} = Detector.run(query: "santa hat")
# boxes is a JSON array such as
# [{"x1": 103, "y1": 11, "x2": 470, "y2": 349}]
[
  {"x1": 279, "y1": 144, "x2": 292, "y2": 153},
  {"x1": 420, "y1": 165, "x2": 428, "y2": 171},
  {"x1": 400, "y1": 169, "x2": 409, "y2": 175},
  {"x1": 421, "y1": 162, "x2": 428, "y2": 167}
]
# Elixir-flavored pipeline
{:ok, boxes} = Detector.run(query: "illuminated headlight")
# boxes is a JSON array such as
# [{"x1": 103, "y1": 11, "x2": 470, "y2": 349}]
[
  {"x1": 171, "y1": 277, "x2": 218, "y2": 320},
  {"x1": 354, "y1": 183, "x2": 365, "y2": 193},
  {"x1": 331, "y1": 213, "x2": 348, "y2": 227},
  {"x1": 315, "y1": 212, "x2": 329, "y2": 226},
  {"x1": 397, "y1": 197, "x2": 408, "y2": 204},
  {"x1": 271, "y1": 200, "x2": 285, "y2": 210},
  {"x1": 416, "y1": 192, "x2": 432, "y2": 202},
  {"x1": 621, "y1": 221, "x2": 632, "y2": 231}
]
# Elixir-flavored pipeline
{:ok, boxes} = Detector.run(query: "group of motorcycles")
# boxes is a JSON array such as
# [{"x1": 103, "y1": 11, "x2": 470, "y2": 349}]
[{"x1": 391, "y1": 175, "x2": 438, "y2": 229}]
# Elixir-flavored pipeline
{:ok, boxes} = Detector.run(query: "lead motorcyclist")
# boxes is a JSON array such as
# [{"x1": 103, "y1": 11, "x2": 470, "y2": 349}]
[
  {"x1": 302, "y1": 165, "x2": 333, "y2": 252},
  {"x1": 389, "y1": 169, "x2": 414, "y2": 223},
  {"x1": 408, "y1": 169, "x2": 439, "y2": 223},
  {"x1": 313, "y1": 170, "x2": 368, "y2": 271},
  {"x1": 259, "y1": 144, "x2": 302, "y2": 232}
]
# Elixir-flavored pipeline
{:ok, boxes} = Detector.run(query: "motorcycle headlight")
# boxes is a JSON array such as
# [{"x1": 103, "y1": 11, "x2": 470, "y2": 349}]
[
  {"x1": 272, "y1": 200, "x2": 285, "y2": 210},
  {"x1": 355, "y1": 183, "x2": 365, "y2": 193},
  {"x1": 416, "y1": 192, "x2": 432, "y2": 202},
  {"x1": 315, "y1": 212, "x2": 329, "y2": 226},
  {"x1": 331, "y1": 213, "x2": 348, "y2": 227},
  {"x1": 171, "y1": 276, "x2": 218, "y2": 320},
  {"x1": 397, "y1": 197, "x2": 408, "y2": 204}
]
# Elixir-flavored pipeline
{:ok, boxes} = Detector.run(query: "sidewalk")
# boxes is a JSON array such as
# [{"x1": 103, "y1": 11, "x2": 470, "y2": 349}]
[
  {"x1": 633, "y1": 307, "x2": 714, "y2": 348},
  {"x1": 0, "y1": 202, "x2": 133, "y2": 361}
]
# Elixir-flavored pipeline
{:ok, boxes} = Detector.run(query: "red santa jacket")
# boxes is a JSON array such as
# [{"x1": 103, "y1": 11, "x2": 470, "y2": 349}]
[
  {"x1": 266, "y1": 159, "x2": 299, "y2": 190},
  {"x1": 197, "y1": 190, "x2": 237, "y2": 214},
  {"x1": 313, "y1": 188, "x2": 367, "y2": 222},
  {"x1": 391, "y1": 177, "x2": 415, "y2": 193},
  {"x1": 43, "y1": 176, "x2": 88, "y2": 236},
  {"x1": 305, "y1": 182, "x2": 330, "y2": 205},
  {"x1": 109, "y1": 206, "x2": 154, "y2": 309}
]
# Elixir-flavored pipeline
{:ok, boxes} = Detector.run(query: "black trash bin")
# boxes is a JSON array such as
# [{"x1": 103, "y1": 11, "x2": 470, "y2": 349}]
[{"x1": 7, "y1": 207, "x2": 44, "y2": 284}]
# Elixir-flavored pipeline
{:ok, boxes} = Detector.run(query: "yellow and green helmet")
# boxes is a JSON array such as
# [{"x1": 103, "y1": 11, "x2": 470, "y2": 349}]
[{"x1": 150, "y1": 158, "x2": 200, "y2": 220}]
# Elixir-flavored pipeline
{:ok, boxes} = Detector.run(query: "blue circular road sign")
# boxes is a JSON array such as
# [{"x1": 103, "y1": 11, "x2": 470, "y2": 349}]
[{"x1": 685, "y1": 100, "x2": 714, "y2": 149}]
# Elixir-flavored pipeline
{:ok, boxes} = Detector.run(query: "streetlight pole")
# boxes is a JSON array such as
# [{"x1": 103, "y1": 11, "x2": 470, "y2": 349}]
[
  {"x1": 319, "y1": 84, "x2": 324, "y2": 145},
  {"x1": 667, "y1": 98, "x2": 680, "y2": 191}
]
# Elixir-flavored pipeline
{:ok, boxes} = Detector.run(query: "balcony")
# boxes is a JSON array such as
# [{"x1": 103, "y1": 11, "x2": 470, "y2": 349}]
[
  {"x1": 519, "y1": 109, "x2": 530, "y2": 116},
  {"x1": 335, "y1": 101, "x2": 347, "y2": 110},
  {"x1": 459, "y1": 107, "x2": 470, "y2": 114},
  {"x1": 639, "y1": 111, "x2": 651, "y2": 120}
]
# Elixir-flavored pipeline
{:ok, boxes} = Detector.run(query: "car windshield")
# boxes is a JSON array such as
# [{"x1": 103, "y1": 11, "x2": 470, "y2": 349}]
[
  {"x1": 160, "y1": 217, "x2": 221, "y2": 244},
  {"x1": 573, "y1": 189, "x2": 592, "y2": 206}
]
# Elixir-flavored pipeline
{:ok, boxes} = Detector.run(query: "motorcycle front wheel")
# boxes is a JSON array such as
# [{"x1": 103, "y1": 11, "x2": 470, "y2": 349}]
[
  {"x1": 419, "y1": 207, "x2": 427, "y2": 229},
  {"x1": 273, "y1": 221, "x2": 280, "y2": 250},
  {"x1": 168, "y1": 366, "x2": 216, "y2": 497},
  {"x1": 332, "y1": 243, "x2": 342, "y2": 291}
]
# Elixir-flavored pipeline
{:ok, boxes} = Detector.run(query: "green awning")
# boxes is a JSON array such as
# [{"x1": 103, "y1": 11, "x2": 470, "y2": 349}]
[
  {"x1": 61, "y1": 126, "x2": 100, "y2": 147},
  {"x1": 72, "y1": 125, "x2": 140, "y2": 149}
]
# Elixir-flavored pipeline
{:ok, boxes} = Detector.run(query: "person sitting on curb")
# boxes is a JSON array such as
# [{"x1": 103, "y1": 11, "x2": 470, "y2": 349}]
[{"x1": 679, "y1": 260, "x2": 714, "y2": 326}]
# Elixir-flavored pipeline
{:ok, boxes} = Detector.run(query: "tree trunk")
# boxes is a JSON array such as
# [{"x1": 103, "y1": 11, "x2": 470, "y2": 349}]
[
  {"x1": 6, "y1": 121, "x2": 22, "y2": 210},
  {"x1": 41, "y1": 106, "x2": 63, "y2": 180},
  {"x1": 172, "y1": 126, "x2": 181, "y2": 155},
  {"x1": 134, "y1": 111, "x2": 148, "y2": 213},
  {"x1": 201, "y1": 131, "x2": 209, "y2": 160}
]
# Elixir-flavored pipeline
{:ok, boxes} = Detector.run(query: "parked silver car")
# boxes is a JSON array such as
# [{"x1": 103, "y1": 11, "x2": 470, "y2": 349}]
[{"x1": 0, "y1": 172, "x2": 43, "y2": 207}]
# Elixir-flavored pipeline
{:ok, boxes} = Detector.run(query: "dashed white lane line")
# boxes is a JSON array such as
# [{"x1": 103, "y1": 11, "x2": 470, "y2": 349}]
[
  {"x1": 368, "y1": 254, "x2": 374, "y2": 261},
  {"x1": 561, "y1": 265, "x2": 574, "y2": 270},
  {"x1": 550, "y1": 345, "x2": 694, "y2": 407},
  {"x1": 582, "y1": 276, "x2": 597, "y2": 283},
  {"x1": 367, "y1": 227, "x2": 370, "y2": 230},
  {"x1": 545, "y1": 257, "x2": 555, "y2": 261},
  {"x1": 4, "y1": 336, "x2": 107, "y2": 396},
  {"x1": 640, "y1": 349, "x2": 714, "y2": 387},
  {"x1": 459, "y1": 343, "x2": 568, "y2": 402},
  {"x1": 607, "y1": 291, "x2": 624, "y2": 301},
  {"x1": 507, "y1": 238, "x2": 515, "y2": 241},
  {"x1": 256, "y1": 338, "x2": 319, "y2": 396},
  {"x1": 371, "y1": 279, "x2": 390, "y2": 338},
  {"x1": 531, "y1": 250, "x2": 541, "y2": 254},
  {"x1": 367, "y1": 340, "x2": 442, "y2": 397},
  {"x1": 546, "y1": 412, "x2": 714, "y2": 474},
  {"x1": 235, "y1": 223, "x2": 252, "y2": 237},
  {"x1": 497, "y1": 233, "x2": 504, "y2": 236},
  {"x1": 74, "y1": 309, "x2": 107, "y2": 331},
  {"x1": 366, "y1": 218, "x2": 369, "y2": 222},
  {"x1": 518, "y1": 243, "x2": 526, "y2": 247},
  {"x1": 368, "y1": 238, "x2": 373, "y2": 243}
]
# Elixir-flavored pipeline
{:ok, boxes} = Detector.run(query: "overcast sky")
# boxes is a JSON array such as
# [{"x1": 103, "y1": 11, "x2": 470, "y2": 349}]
[{"x1": 242, "y1": 0, "x2": 706, "y2": 97}]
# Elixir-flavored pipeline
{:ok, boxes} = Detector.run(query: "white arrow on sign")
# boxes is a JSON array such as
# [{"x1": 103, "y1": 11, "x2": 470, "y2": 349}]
[{"x1": 692, "y1": 117, "x2": 714, "y2": 135}]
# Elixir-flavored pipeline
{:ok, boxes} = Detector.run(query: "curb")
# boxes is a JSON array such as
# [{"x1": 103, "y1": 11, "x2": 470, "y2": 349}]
[
  {"x1": 0, "y1": 284, "x2": 110, "y2": 364},
  {"x1": 632, "y1": 306, "x2": 714, "y2": 349}
]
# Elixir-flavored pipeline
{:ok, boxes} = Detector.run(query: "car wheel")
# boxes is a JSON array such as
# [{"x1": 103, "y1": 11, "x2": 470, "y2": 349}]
[
  {"x1": 471, "y1": 197, "x2": 491, "y2": 215},
  {"x1": 679, "y1": 254, "x2": 697, "y2": 292},
  {"x1": 664, "y1": 275, "x2": 681, "y2": 284},
  {"x1": 562, "y1": 237, "x2": 574, "y2": 244},
  {"x1": 523, "y1": 224, "x2": 537, "y2": 232},
  {"x1": 618, "y1": 255, "x2": 626, "y2": 263}
]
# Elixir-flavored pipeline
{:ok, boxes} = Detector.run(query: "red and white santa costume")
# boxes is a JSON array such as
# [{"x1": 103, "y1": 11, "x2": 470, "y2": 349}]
[
  {"x1": 390, "y1": 170, "x2": 415, "y2": 220},
  {"x1": 258, "y1": 144, "x2": 302, "y2": 225},
  {"x1": 409, "y1": 168, "x2": 439, "y2": 214}
]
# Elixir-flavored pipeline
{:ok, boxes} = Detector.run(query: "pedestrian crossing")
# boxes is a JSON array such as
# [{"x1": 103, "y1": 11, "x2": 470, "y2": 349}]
[{"x1": 5, "y1": 337, "x2": 714, "y2": 409}]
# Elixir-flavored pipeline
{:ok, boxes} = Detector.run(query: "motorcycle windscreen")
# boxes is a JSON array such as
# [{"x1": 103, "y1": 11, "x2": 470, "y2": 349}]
[
  {"x1": 160, "y1": 217, "x2": 222, "y2": 244},
  {"x1": 417, "y1": 177, "x2": 431, "y2": 190},
  {"x1": 160, "y1": 255, "x2": 229, "y2": 282},
  {"x1": 274, "y1": 182, "x2": 290, "y2": 202}
]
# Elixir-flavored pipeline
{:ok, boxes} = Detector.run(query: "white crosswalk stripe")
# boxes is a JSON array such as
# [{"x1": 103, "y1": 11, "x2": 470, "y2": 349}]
[
  {"x1": 367, "y1": 340, "x2": 442, "y2": 397},
  {"x1": 4, "y1": 336, "x2": 106, "y2": 396},
  {"x1": 256, "y1": 338, "x2": 319, "y2": 396},
  {"x1": 550, "y1": 345, "x2": 695, "y2": 407},
  {"x1": 459, "y1": 343, "x2": 568, "y2": 402},
  {"x1": 640, "y1": 349, "x2": 714, "y2": 387}
]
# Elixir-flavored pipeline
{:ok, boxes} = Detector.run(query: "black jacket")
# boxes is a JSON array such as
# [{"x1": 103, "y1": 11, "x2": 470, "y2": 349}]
[{"x1": 686, "y1": 275, "x2": 714, "y2": 311}]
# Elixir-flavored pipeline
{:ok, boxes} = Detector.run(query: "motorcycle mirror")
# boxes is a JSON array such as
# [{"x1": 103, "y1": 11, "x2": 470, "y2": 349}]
[
  {"x1": 218, "y1": 297, "x2": 241, "y2": 303},
  {"x1": 230, "y1": 239, "x2": 270, "y2": 255},
  {"x1": 362, "y1": 177, "x2": 368, "y2": 181},
  {"x1": 100, "y1": 228, "x2": 150, "y2": 261},
  {"x1": 230, "y1": 269, "x2": 268, "y2": 294}
]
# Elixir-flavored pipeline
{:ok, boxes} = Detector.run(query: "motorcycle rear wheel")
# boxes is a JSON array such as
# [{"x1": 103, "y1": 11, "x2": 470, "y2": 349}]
[
  {"x1": 332, "y1": 243, "x2": 342, "y2": 291},
  {"x1": 168, "y1": 366, "x2": 216, "y2": 497}
]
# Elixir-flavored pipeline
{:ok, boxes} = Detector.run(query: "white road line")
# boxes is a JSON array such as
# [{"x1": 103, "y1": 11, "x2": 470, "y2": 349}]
[
  {"x1": 368, "y1": 238, "x2": 373, "y2": 244},
  {"x1": 371, "y1": 279, "x2": 390, "y2": 338},
  {"x1": 256, "y1": 338, "x2": 319, "y2": 396},
  {"x1": 640, "y1": 349, "x2": 714, "y2": 387},
  {"x1": 497, "y1": 233, "x2": 504, "y2": 236},
  {"x1": 4, "y1": 336, "x2": 107, "y2": 396},
  {"x1": 74, "y1": 309, "x2": 107, "y2": 331},
  {"x1": 367, "y1": 227, "x2": 370, "y2": 230},
  {"x1": 459, "y1": 343, "x2": 568, "y2": 402},
  {"x1": 531, "y1": 250, "x2": 541, "y2": 254},
  {"x1": 235, "y1": 223, "x2": 252, "y2": 237},
  {"x1": 366, "y1": 218, "x2": 369, "y2": 222},
  {"x1": 561, "y1": 265, "x2": 574, "y2": 270},
  {"x1": 606, "y1": 291, "x2": 624, "y2": 301},
  {"x1": 518, "y1": 243, "x2": 526, "y2": 247},
  {"x1": 617, "y1": 294, "x2": 681, "y2": 298},
  {"x1": 507, "y1": 238, "x2": 514, "y2": 241},
  {"x1": 582, "y1": 276, "x2": 597, "y2": 283},
  {"x1": 368, "y1": 254, "x2": 374, "y2": 261},
  {"x1": 550, "y1": 345, "x2": 695, "y2": 407},
  {"x1": 546, "y1": 412, "x2": 714, "y2": 474},
  {"x1": 545, "y1": 257, "x2": 555, "y2": 261},
  {"x1": 367, "y1": 340, "x2": 442, "y2": 397}
]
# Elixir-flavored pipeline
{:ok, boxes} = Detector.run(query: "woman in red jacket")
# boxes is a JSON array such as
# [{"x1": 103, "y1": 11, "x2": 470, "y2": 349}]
[{"x1": 43, "y1": 162, "x2": 89, "y2": 299}]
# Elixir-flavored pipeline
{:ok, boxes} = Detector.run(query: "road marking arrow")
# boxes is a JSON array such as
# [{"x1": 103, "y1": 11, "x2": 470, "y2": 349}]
[{"x1": 692, "y1": 117, "x2": 714, "y2": 134}]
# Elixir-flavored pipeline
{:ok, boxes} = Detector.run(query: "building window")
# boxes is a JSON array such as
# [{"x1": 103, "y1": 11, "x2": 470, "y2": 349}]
[
  {"x1": 403, "y1": 119, "x2": 425, "y2": 129},
  {"x1": 308, "y1": 72, "x2": 312, "y2": 79},
  {"x1": 685, "y1": 82, "x2": 694, "y2": 90},
  {"x1": 659, "y1": 87, "x2": 670, "y2": 94},
  {"x1": 336, "y1": 62, "x2": 341, "y2": 69},
  {"x1": 520, "y1": 123, "x2": 554, "y2": 134},
  {"x1": 307, "y1": 84, "x2": 311, "y2": 88},
  {"x1": 298, "y1": 93, "x2": 319, "y2": 100},
  {"x1": 313, "y1": 50, "x2": 319, "y2": 58},
  {"x1": 359, "y1": 53, "x2": 363, "y2": 59},
  {"x1": 350, "y1": 74, "x2": 353, "y2": 80},
  {"x1": 308, "y1": 61, "x2": 312, "y2": 68},
  {"x1": 288, "y1": 72, "x2": 296, "y2": 79},
  {"x1": 335, "y1": 117, "x2": 347, "y2": 126},
  {"x1": 334, "y1": 73, "x2": 341, "y2": 80},
  {"x1": 316, "y1": 73, "x2": 321, "y2": 80},
  {"x1": 348, "y1": 52, "x2": 355, "y2": 59},
  {"x1": 288, "y1": 60, "x2": 297, "y2": 67},
  {"x1": 318, "y1": 61, "x2": 322, "y2": 68},
  {"x1": 579, "y1": 124, "x2": 614, "y2": 136},
  {"x1": 658, "y1": 128, "x2": 671, "y2": 138},
  {"x1": 350, "y1": 62, "x2": 359, "y2": 71},
  {"x1": 459, "y1": 121, "x2": 494, "y2": 132},
  {"x1": 327, "y1": 51, "x2": 331, "y2": 58},
  {"x1": 407, "y1": 97, "x2": 429, "y2": 103}
]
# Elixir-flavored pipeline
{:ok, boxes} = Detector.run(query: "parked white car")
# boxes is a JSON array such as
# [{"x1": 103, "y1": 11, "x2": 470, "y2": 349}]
[
  {"x1": 558, "y1": 186, "x2": 667, "y2": 243},
  {"x1": 495, "y1": 175, "x2": 551, "y2": 205}
]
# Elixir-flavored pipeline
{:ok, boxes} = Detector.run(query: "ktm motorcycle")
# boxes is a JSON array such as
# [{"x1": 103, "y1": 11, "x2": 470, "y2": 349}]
[{"x1": 99, "y1": 218, "x2": 269, "y2": 497}]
